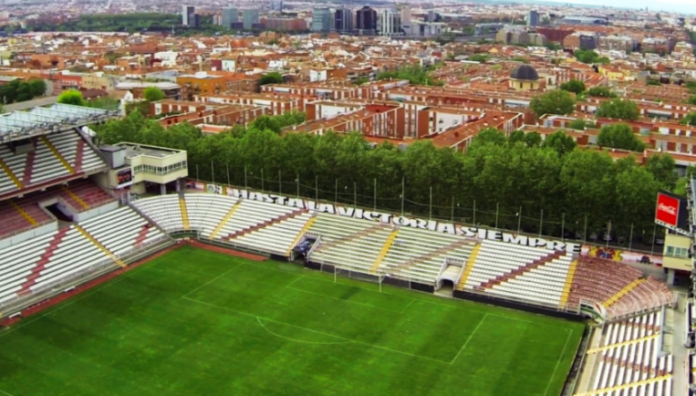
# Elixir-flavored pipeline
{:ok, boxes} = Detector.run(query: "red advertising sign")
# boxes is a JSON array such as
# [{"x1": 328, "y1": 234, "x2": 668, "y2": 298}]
[{"x1": 655, "y1": 192, "x2": 679, "y2": 227}]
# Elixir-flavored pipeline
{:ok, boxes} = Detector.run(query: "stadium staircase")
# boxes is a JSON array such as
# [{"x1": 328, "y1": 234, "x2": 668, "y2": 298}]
[
  {"x1": 285, "y1": 215, "x2": 318, "y2": 256},
  {"x1": 0, "y1": 157, "x2": 22, "y2": 190},
  {"x1": 61, "y1": 185, "x2": 89, "y2": 210},
  {"x1": 226, "y1": 209, "x2": 308, "y2": 240},
  {"x1": 40, "y1": 135, "x2": 75, "y2": 175},
  {"x1": 75, "y1": 225, "x2": 127, "y2": 268},
  {"x1": 178, "y1": 194, "x2": 190, "y2": 231},
  {"x1": 456, "y1": 242, "x2": 481, "y2": 290},
  {"x1": 18, "y1": 228, "x2": 70, "y2": 294},
  {"x1": 559, "y1": 260, "x2": 578, "y2": 308},
  {"x1": 370, "y1": 229, "x2": 400, "y2": 273},
  {"x1": 604, "y1": 279, "x2": 647, "y2": 307},
  {"x1": 209, "y1": 201, "x2": 243, "y2": 239},
  {"x1": 476, "y1": 250, "x2": 564, "y2": 290},
  {"x1": 9, "y1": 201, "x2": 38, "y2": 227},
  {"x1": 22, "y1": 151, "x2": 35, "y2": 185}
]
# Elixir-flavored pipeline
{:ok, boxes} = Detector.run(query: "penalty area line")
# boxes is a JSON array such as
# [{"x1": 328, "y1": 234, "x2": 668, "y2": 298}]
[
  {"x1": 181, "y1": 296, "x2": 450, "y2": 365},
  {"x1": 543, "y1": 328, "x2": 574, "y2": 396},
  {"x1": 450, "y1": 313, "x2": 488, "y2": 365}
]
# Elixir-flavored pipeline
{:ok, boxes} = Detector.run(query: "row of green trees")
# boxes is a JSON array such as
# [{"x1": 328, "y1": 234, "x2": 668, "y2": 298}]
[
  {"x1": 530, "y1": 90, "x2": 640, "y2": 121},
  {"x1": 0, "y1": 78, "x2": 46, "y2": 104},
  {"x1": 95, "y1": 111, "x2": 676, "y2": 244},
  {"x1": 377, "y1": 65, "x2": 444, "y2": 86}
]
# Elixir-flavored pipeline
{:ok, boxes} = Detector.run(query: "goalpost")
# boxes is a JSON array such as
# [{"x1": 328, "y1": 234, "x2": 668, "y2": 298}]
[{"x1": 332, "y1": 265, "x2": 386, "y2": 293}]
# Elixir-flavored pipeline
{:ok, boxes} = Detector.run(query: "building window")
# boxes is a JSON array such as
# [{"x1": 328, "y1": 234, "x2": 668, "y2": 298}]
[
  {"x1": 133, "y1": 161, "x2": 187, "y2": 176},
  {"x1": 666, "y1": 246, "x2": 688, "y2": 259}
]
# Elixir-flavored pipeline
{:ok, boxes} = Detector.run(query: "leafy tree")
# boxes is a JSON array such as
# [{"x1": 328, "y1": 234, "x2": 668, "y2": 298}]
[
  {"x1": 560, "y1": 79, "x2": 586, "y2": 94},
  {"x1": 469, "y1": 54, "x2": 488, "y2": 62},
  {"x1": 472, "y1": 127, "x2": 507, "y2": 147},
  {"x1": 530, "y1": 90, "x2": 576, "y2": 118},
  {"x1": 260, "y1": 72, "x2": 283, "y2": 85},
  {"x1": 542, "y1": 131, "x2": 576, "y2": 157},
  {"x1": 645, "y1": 154, "x2": 677, "y2": 190},
  {"x1": 249, "y1": 115, "x2": 281, "y2": 134},
  {"x1": 143, "y1": 87, "x2": 165, "y2": 102},
  {"x1": 688, "y1": 95, "x2": 696, "y2": 105},
  {"x1": 574, "y1": 49, "x2": 607, "y2": 64},
  {"x1": 597, "y1": 123, "x2": 645, "y2": 151},
  {"x1": 57, "y1": 89, "x2": 87, "y2": 106},
  {"x1": 681, "y1": 112, "x2": 696, "y2": 126},
  {"x1": 523, "y1": 132, "x2": 542, "y2": 148},
  {"x1": 587, "y1": 86, "x2": 616, "y2": 98},
  {"x1": 596, "y1": 98, "x2": 640, "y2": 121},
  {"x1": 568, "y1": 119, "x2": 587, "y2": 130},
  {"x1": 353, "y1": 77, "x2": 369, "y2": 85},
  {"x1": 512, "y1": 56, "x2": 528, "y2": 63},
  {"x1": 377, "y1": 65, "x2": 443, "y2": 86},
  {"x1": 507, "y1": 130, "x2": 525, "y2": 145}
]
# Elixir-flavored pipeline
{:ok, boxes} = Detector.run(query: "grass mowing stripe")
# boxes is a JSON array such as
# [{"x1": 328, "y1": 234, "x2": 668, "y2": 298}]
[
  {"x1": 181, "y1": 263, "x2": 244, "y2": 298},
  {"x1": 181, "y1": 296, "x2": 453, "y2": 365},
  {"x1": 0, "y1": 247, "x2": 583, "y2": 396}
]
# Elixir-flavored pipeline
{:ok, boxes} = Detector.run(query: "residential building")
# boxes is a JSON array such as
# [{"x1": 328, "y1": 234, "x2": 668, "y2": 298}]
[
  {"x1": 527, "y1": 10, "x2": 539, "y2": 27},
  {"x1": 243, "y1": 9, "x2": 260, "y2": 30}
]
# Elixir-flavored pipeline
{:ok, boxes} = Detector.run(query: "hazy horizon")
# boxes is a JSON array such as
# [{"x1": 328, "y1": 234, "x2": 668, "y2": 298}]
[{"x1": 532, "y1": 0, "x2": 693, "y2": 14}]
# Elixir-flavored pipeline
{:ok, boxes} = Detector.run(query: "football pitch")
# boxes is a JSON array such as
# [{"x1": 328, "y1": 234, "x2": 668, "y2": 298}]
[{"x1": 0, "y1": 245, "x2": 585, "y2": 396}]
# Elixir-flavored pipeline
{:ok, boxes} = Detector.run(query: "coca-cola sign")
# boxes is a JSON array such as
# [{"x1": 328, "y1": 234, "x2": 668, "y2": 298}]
[{"x1": 655, "y1": 192, "x2": 679, "y2": 227}]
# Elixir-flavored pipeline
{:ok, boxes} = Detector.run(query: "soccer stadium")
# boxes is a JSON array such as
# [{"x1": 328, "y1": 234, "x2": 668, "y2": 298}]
[{"x1": 0, "y1": 105, "x2": 692, "y2": 396}]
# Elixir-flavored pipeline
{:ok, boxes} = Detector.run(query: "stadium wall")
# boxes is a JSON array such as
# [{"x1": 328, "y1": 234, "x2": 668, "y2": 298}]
[{"x1": 453, "y1": 290, "x2": 585, "y2": 321}]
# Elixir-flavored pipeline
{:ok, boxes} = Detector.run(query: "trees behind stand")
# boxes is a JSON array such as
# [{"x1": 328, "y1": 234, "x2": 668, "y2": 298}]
[{"x1": 97, "y1": 112, "x2": 674, "y2": 244}]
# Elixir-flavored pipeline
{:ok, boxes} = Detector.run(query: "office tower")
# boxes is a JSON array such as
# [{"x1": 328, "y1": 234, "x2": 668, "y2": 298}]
[
  {"x1": 222, "y1": 8, "x2": 239, "y2": 28},
  {"x1": 311, "y1": 8, "x2": 333, "y2": 32},
  {"x1": 378, "y1": 9, "x2": 401, "y2": 36},
  {"x1": 242, "y1": 9, "x2": 260, "y2": 30},
  {"x1": 355, "y1": 6, "x2": 377, "y2": 34},
  {"x1": 527, "y1": 10, "x2": 540, "y2": 27},
  {"x1": 334, "y1": 7, "x2": 353, "y2": 33},
  {"x1": 182, "y1": 5, "x2": 195, "y2": 27}
]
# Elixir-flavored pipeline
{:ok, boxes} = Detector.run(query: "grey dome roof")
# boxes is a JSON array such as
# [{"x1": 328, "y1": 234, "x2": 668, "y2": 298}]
[{"x1": 510, "y1": 65, "x2": 539, "y2": 81}]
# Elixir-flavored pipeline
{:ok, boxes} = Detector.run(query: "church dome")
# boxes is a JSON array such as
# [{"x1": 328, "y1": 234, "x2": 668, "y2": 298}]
[{"x1": 510, "y1": 65, "x2": 539, "y2": 81}]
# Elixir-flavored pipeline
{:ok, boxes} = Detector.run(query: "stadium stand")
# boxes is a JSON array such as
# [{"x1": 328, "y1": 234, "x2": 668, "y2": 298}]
[
  {"x1": 0, "y1": 104, "x2": 177, "y2": 316},
  {"x1": 0, "y1": 207, "x2": 168, "y2": 305},
  {"x1": 0, "y1": 179, "x2": 115, "y2": 239},
  {"x1": 458, "y1": 240, "x2": 573, "y2": 308},
  {"x1": 128, "y1": 193, "x2": 674, "y2": 320},
  {"x1": 577, "y1": 311, "x2": 673, "y2": 396},
  {"x1": 568, "y1": 257, "x2": 674, "y2": 318},
  {"x1": 0, "y1": 129, "x2": 107, "y2": 199}
]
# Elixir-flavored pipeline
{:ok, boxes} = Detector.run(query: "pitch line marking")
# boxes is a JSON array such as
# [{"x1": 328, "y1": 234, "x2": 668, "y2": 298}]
[
  {"x1": 256, "y1": 317, "x2": 352, "y2": 345},
  {"x1": 0, "y1": 389, "x2": 15, "y2": 396},
  {"x1": 400, "y1": 299, "x2": 417, "y2": 314},
  {"x1": 286, "y1": 285, "x2": 404, "y2": 313},
  {"x1": 543, "y1": 328, "x2": 574, "y2": 396},
  {"x1": 450, "y1": 313, "x2": 488, "y2": 364},
  {"x1": 181, "y1": 296, "x2": 451, "y2": 365},
  {"x1": 181, "y1": 264, "x2": 243, "y2": 299}
]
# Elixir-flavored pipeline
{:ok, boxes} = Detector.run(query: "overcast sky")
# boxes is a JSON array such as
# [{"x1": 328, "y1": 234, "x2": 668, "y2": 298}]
[{"x1": 534, "y1": 0, "x2": 693, "y2": 14}]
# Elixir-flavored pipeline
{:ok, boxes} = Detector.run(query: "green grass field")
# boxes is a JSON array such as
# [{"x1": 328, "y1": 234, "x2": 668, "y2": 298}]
[{"x1": 0, "y1": 246, "x2": 585, "y2": 396}]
